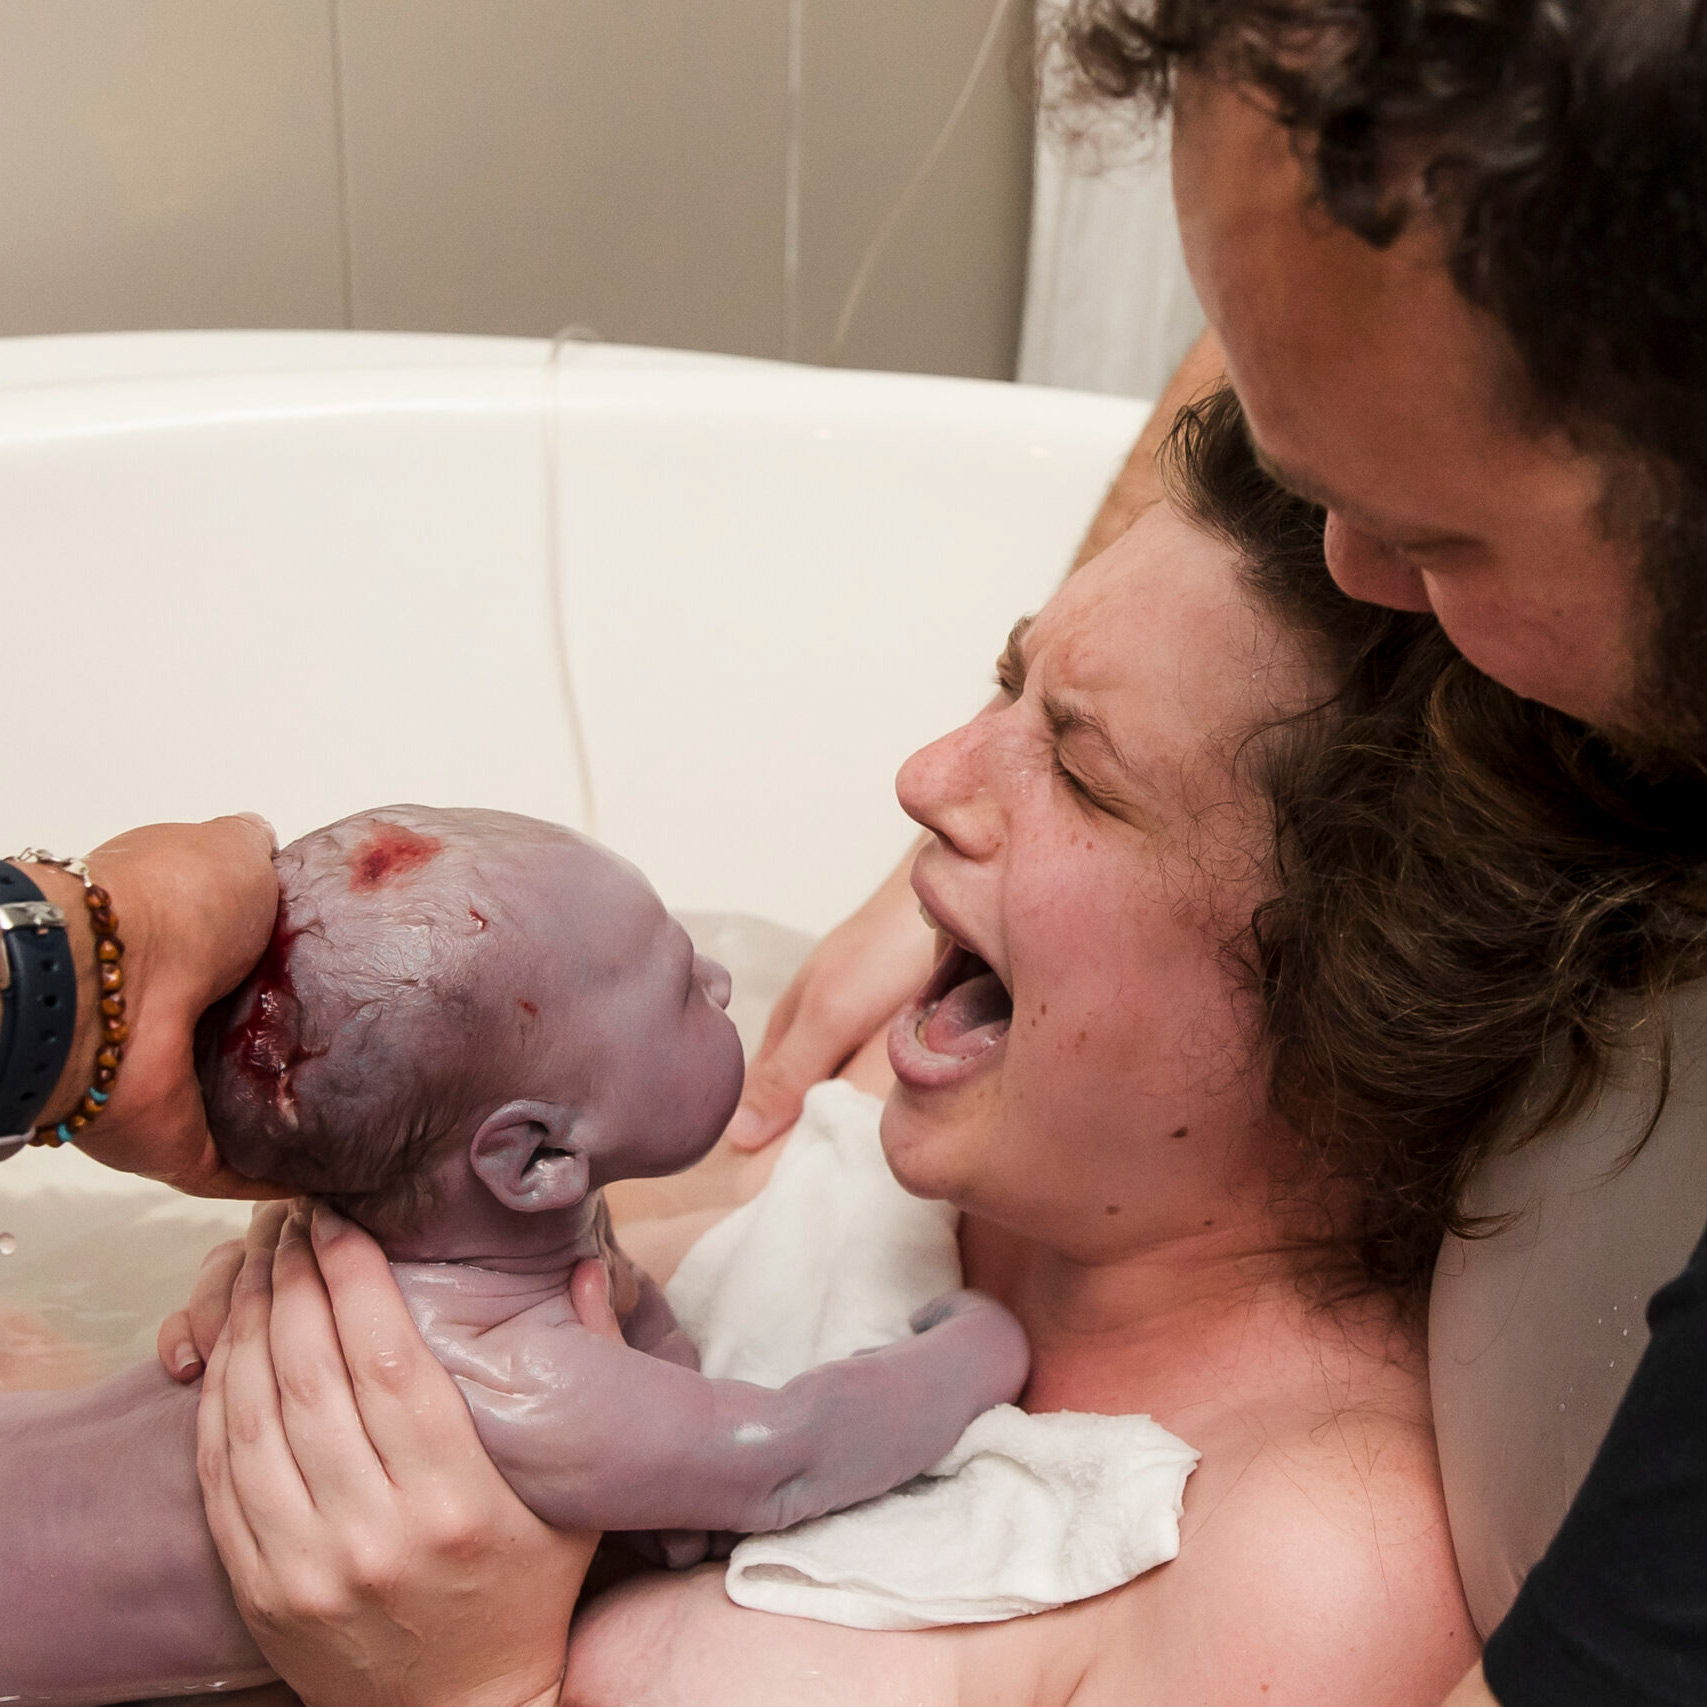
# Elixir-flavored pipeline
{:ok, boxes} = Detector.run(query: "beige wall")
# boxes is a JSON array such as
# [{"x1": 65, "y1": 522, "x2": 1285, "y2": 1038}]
[{"x1": 0, "y1": 0, "x2": 1034, "y2": 379}]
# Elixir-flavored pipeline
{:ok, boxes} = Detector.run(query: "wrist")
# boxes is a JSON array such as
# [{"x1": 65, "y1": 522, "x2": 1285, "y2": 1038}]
[
  {"x1": 21, "y1": 862, "x2": 107, "y2": 1129},
  {"x1": 1, "y1": 861, "x2": 97, "y2": 1129}
]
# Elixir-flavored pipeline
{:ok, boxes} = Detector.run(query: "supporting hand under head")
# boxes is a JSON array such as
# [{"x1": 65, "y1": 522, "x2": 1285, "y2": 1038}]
[{"x1": 8, "y1": 815, "x2": 285, "y2": 1198}]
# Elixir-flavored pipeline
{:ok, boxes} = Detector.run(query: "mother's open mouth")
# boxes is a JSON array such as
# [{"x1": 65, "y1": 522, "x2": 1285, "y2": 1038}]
[{"x1": 889, "y1": 936, "x2": 1014, "y2": 1089}]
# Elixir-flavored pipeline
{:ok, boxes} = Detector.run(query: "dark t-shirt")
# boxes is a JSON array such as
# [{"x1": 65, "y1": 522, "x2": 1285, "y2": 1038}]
[{"x1": 1482, "y1": 1216, "x2": 1707, "y2": 1705}]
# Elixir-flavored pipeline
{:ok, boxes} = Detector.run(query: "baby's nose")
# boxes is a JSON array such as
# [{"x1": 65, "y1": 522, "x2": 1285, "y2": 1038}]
[{"x1": 694, "y1": 953, "x2": 733, "y2": 1010}]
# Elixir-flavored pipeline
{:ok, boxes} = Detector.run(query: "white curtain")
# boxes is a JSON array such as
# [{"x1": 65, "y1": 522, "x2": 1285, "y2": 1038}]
[{"x1": 1018, "y1": 3, "x2": 1204, "y2": 400}]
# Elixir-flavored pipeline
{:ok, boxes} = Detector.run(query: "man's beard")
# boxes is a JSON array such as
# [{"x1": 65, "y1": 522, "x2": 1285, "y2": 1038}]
[{"x1": 1621, "y1": 513, "x2": 1707, "y2": 776}]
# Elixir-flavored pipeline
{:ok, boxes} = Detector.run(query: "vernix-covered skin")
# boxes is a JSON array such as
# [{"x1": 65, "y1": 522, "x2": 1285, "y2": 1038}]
[{"x1": 0, "y1": 807, "x2": 1027, "y2": 1704}]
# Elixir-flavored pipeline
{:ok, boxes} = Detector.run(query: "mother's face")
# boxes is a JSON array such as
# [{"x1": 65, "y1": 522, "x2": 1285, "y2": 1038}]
[{"x1": 883, "y1": 502, "x2": 1318, "y2": 1261}]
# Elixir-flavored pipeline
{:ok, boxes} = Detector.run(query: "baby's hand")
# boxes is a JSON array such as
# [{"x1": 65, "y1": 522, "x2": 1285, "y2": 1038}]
[{"x1": 904, "y1": 1288, "x2": 1030, "y2": 1415}]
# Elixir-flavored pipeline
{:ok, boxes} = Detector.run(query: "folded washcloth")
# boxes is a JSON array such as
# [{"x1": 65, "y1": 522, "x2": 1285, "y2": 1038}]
[
  {"x1": 726, "y1": 1403, "x2": 1200, "y2": 1630},
  {"x1": 664, "y1": 1080, "x2": 1200, "y2": 1631},
  {"x1": 667, "y1": 1080, "x2": 960, "y2": 1386}
]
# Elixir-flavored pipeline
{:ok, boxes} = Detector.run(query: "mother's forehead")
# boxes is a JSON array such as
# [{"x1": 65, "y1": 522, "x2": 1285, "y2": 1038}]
[
  {"x1": 1035, "y1": 505, "x2": 1320, "y2": 774},
  {"x1": 1044, "y1": 506, "x2": 1277, "y2": 677}
]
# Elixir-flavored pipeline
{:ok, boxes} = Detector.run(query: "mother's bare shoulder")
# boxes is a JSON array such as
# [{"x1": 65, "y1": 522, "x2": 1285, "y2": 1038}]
[{"x1": 1078, "y1": 1396, "x2": 1478, "y2": 1707}]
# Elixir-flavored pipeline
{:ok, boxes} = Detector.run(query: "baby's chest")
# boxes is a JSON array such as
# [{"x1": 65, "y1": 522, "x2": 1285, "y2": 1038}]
[{"x1": 564, "y1": 1565, "x2": 1154, "y2": 1707}]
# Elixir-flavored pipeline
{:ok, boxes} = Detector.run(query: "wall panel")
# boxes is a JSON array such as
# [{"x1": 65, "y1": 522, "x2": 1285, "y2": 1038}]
[{"x1": 0, "y1": 0, "x2": 346, "y2": 334}]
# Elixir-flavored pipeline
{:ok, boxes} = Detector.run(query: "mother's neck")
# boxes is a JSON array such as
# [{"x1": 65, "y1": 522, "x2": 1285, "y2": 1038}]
[{"x1": 958, "y1": 1213, "x2": 1419, "y2": 1429}]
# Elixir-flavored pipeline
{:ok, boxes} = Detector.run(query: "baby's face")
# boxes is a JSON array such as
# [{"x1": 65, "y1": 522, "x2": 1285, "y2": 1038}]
[
  {"x1": 544, "y1": 850, "x2": 747, "y2": 1188},
  {"x1": 201, "y1": 807, "x2": 745, "y2": 1196}
]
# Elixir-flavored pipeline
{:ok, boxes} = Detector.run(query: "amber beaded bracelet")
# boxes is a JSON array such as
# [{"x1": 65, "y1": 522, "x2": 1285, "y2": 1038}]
[{"x1": 10, "y1": 851, "x2": 127, "y2": 1148}]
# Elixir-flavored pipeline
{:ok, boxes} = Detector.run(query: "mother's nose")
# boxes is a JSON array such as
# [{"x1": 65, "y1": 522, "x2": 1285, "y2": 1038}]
[{"x1": 895, "y1": 716, "x2": 1000, "y2": 856}]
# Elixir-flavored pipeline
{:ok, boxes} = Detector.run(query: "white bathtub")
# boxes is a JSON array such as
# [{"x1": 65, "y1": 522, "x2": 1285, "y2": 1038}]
[
  {"x1": 0, "y1": 331, "x2": 1146, "y2": 936},
  {"x1": 0, "y1": 330, "x2": 1146, "y2": 1379}
]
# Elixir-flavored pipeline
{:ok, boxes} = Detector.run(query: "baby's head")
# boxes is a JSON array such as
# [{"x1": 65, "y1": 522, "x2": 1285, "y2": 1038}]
[{"x1": 199, "y1": 806, "x2": 744, "y2": 1242}]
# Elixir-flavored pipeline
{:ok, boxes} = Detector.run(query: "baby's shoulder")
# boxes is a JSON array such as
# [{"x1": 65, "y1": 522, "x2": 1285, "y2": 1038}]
[{"x1": 392, "y1": 1266, "x2": 587, "y2": 1379}]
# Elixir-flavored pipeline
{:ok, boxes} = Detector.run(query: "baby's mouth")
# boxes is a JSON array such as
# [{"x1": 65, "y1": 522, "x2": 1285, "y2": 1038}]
[{"x1": 914, "y1": 939, "x2": 1013, "y2": 1058}]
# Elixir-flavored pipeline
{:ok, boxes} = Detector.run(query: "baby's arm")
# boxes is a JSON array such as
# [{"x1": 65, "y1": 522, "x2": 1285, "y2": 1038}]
[{"x1": 407, "y1": 1280, "x2": 1028, "y2": 1535}]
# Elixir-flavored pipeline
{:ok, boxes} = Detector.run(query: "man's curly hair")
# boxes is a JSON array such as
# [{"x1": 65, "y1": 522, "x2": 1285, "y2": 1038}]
[
  {"x1": 1057, "y1": 0, "x2": 1707, "y2": 746},
  {"x1": 1170, "y1": 385, "x2": 1707, "y2": 1297}
]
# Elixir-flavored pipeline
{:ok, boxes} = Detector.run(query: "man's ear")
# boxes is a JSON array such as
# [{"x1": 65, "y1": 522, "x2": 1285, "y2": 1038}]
[{"x1": 468, "y1": 1099, "x2": 589, "y2": 1212}]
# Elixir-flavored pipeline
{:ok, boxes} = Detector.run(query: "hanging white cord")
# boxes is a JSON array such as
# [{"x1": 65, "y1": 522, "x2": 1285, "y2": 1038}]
[
  {"x1": 783, "y1": 0, "x2": 806, "y2": 360},
  {"x1": 542, "y1": 327, "x2": 602, "y2": 837},
  {"x1": 827, "y1": 0, "x2": 1016, "y2": 364}
]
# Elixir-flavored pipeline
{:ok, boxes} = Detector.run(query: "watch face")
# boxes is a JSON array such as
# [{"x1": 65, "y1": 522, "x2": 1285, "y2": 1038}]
[{"x1": 0, "y1": 877, "x2": 78, "y2": 1135}]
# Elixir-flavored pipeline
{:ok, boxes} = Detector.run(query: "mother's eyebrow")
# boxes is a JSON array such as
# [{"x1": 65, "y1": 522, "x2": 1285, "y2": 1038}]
[
  {"x1": 1039, "y1": 689, "x2": 1154, "y2": 796},
  {"x1": 997, "y1": 613, "x2": 1156, "y2": 802},
  {"x1": 995, "y1": 615, "x2": 1035, "y2": 694}
]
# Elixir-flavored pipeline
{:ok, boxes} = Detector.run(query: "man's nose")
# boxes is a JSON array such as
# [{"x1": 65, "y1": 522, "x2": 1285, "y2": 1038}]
[
  {"x1": 1323, "y1": 513, "x2": 1435, "y2": 613},
  {"x1": 693, "y1": 953, "x2": 733, "y2": 1010}
]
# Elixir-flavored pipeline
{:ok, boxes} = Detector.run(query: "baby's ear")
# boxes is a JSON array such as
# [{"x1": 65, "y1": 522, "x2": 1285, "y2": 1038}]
[{"x1": 468, "y1": 1099, "x2": 589, "y2": 1212}]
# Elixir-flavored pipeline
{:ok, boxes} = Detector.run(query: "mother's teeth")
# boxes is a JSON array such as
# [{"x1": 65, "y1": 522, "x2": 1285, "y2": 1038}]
[{"x1": 918, "y1": 900, "x2": 940, "y2": 932}]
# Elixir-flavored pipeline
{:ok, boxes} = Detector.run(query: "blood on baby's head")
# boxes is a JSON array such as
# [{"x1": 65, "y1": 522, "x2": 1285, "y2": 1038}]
[
  {"x1": 347, "y1": 821, "x2": 444, "y2": 891},
  {"x1": 199, "y1": 805, "x2": 587, "y2": 1215}
]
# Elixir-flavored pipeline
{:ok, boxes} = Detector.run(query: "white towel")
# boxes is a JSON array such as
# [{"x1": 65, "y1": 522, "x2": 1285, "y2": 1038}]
[
  {"x1": 667, "y1": 1079, "x2": 959, "y2": 1387},
  {"x1": 664, "y1": 1081, "x2": 1200, "y2": 1631}
]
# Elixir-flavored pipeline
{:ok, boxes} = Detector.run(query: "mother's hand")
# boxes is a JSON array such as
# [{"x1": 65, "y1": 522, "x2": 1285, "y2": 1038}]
[{"x1": 197, "y1": 1203, "x2": 598, "y2": 1707}]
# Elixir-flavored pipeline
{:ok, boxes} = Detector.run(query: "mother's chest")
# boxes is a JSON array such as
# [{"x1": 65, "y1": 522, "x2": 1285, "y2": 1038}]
[{"x1": 563, "y1": 1565, "x2": 1140, "y2": 1707}]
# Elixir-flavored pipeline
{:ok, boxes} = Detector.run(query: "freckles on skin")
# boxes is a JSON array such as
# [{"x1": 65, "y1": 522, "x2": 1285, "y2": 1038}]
[{"x1": 347, "y1": 823, "x2": 444, "y2": 891}]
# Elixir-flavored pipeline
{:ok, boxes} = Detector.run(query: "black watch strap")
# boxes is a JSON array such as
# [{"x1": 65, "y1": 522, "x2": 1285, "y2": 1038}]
[{"x1": 0, "y1": 862, "x2": 76, "y2": 1141}]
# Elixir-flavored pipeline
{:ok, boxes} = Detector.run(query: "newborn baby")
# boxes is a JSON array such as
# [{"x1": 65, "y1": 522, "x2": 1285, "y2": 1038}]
[{"x1": 0, "y1": 807, "x2": 1028, "y2": 1705}]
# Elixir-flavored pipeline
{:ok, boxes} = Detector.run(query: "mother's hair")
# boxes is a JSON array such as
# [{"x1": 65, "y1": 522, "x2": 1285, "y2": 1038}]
[{"x1": 1168, "y1": 386, "x2": 1707, "y2": 1297}]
